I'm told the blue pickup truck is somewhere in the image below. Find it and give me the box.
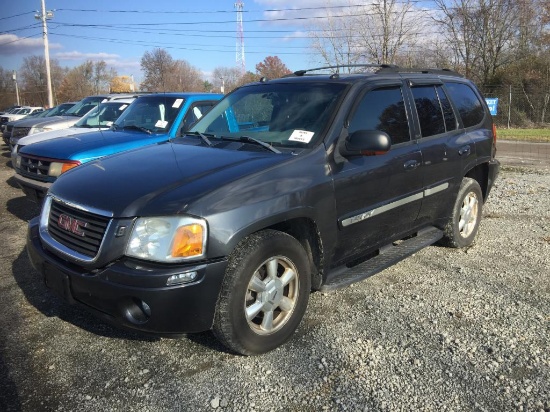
[13,92,222,202]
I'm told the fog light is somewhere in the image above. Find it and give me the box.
[167,271,198,286]
[140,300,151,317]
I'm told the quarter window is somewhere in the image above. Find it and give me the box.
[436,85,458,132]
[444,82,485,128]
[348,87,410,145]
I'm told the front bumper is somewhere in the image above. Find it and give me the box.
[14,173,51,203]
[27,217,228,335]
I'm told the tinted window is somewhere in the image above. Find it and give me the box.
[412,86,445,137]
[349,87,410,145]
[180,102,217,132]
[436,85,457,132]
[445,82,485,128]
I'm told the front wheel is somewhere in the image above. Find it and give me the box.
[441,177,483,248]
[213,230,311,355]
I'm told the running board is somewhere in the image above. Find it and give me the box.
[320,226,443,292]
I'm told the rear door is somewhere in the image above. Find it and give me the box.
[331,81,423,266]
[408,81,473,224]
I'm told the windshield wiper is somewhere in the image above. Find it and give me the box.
[185,131,214,147]
[122,125,152,134]
[240,135,281,154]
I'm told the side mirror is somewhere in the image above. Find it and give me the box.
[342,130,391,156]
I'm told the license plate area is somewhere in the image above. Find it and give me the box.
[44,263,76,304]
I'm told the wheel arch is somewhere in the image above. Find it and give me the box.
[220,214,325,291]
[464,162,489,202]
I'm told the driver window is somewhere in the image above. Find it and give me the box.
[348,87,410,145]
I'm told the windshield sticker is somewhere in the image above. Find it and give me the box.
[172,99,184,109]
[289,130,314,143]
[155,120,168,128]
[119,104,128,110]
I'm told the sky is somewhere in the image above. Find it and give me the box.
[0,0,355,83]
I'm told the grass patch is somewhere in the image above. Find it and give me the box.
[497,128,550,142]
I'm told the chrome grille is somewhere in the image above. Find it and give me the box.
[48,200,110,258]
[12,127,31,138]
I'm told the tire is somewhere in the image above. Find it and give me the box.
[441,177,483,248]
[213,230,311,355]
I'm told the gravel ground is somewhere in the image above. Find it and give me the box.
[1,145,549,412]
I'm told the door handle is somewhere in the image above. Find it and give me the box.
[458,145,471,156]
[404,160,419,170]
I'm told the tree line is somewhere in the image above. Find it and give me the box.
[0,52,291,110]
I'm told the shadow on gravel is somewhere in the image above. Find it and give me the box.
[11,248,232,353]
[0,354,21,412]
[6,193,41,222]
[11,249,156,342]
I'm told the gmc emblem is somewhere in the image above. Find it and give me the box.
[57,214,87,237]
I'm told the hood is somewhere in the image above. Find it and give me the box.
[50,142,290,217]
[16,127,98,147]
[12,115,67,128]
[18,129,167,162]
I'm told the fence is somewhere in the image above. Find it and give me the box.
[481,85,550,129]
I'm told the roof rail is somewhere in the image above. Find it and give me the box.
[376,67,463,77]
[291,64,399,77]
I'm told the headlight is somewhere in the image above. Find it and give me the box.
[48,160,81,177]
[126,216,207,262]
[30,127,52,135]
[15,154,22,169]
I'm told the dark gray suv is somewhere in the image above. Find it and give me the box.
[27,65,499,355]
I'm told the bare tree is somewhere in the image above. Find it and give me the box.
[140,48,204,92]
[432,0,519,83]
[19,55,65,106]
[0,67,17,108]
[308,0,425,70]
[140,48,176,92]
[173,60,204,92]
[308,5,363,71]
[57,60,117,102]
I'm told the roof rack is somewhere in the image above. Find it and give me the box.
[376,67,463,77]
[291,64,399,77]
[289,65,463,78]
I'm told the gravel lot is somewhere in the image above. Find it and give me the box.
[1,144,549,412]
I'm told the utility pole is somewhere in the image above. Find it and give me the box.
[35,0,54,108]
[12,71,20,105]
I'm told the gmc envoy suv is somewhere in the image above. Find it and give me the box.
[27,65,500,355]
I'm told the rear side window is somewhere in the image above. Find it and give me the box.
[411,85,458,137]
[348,87,410,145]
[445,82,485,128]
[411,86,445,137]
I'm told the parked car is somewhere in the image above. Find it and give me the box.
[3,102,77,145]
[25,66,499,355]
[10,98,135,152]
[10,95,134,141]
[0,105,23,115]
[0,107,44,131]
[14,92,222,202]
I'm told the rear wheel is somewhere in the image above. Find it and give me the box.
[441,177,483,248]
[213,230,310,355]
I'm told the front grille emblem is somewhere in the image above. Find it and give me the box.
[58,214,88,237]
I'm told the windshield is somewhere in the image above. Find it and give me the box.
[65,97,107,117]
[75,101,132,128]
[47,103,76,117]
[190,82,346,148]
[113,95,185,134]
